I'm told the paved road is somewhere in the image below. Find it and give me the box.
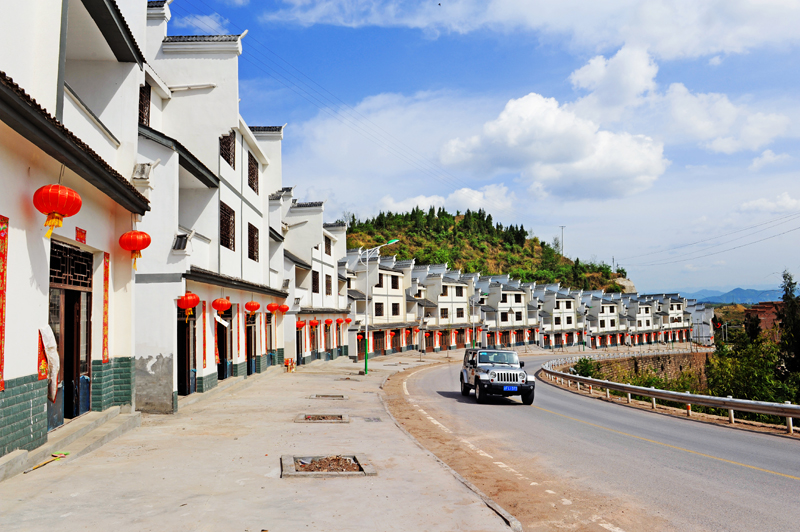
[407,352,800,532]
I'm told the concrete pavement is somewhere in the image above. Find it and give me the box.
[0,352,511,532]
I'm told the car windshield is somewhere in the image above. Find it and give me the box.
[477,351,519,365]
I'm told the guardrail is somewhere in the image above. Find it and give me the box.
[540,350,799,434]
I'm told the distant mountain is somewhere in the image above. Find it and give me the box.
[682,289,724,301]
[699,288,784,304]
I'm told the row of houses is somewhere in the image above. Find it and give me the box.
[341,253,714,357]
[0,0,712,461]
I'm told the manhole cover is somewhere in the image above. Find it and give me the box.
[281,454,377,477]
[294,413,350,423]
[310,394,349,400]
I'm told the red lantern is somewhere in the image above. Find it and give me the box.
[406,330,411,335]
[357,334,363,340]
[325,319,333,326]
[279,304,289,313]
[296,320,306,329]
[345,318,352,324]
[389,331,395,337]
[212,298,231,314]
[309,319,319,328]
[414,328,420,333]
[425,333,430,337]
[245,301,260,315]
[336,318,344,325]
[177,291,200,322]
[119,230,151,270]
[267,303,279,313]
[33,184,82,239]
[477,327,483,332]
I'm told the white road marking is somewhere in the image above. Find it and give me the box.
[403,381,409,395]
[460,439,493,459]
[598,523,626,532]
[530,482,539,485]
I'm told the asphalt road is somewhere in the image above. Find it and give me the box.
[406,352,800,532]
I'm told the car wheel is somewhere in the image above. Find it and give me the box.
[521,389,534,405]
[460,376,470,396]
[475,382,487,404]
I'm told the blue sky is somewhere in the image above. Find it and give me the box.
[167,0,800,294]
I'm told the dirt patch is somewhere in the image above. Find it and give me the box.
[295,455,361,473]
[383,364,669,532]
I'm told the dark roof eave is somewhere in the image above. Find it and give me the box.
[284,250,312,270]
[138,125,218,188]
[0,72,149,214]
[183,266,288,299]
[83,0,145,67]
[269,226,284,243]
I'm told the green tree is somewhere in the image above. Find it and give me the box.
[778,271,800,374]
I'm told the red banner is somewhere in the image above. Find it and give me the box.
[202,301,207,369]
[37,332,47,380]
[0,215,7,391]
[102,252,109,363]
[214,317,220,364]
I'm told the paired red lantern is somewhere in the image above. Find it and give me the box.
[177,291,200,322]
[279,304,290,313]
[309,319,319,328]
[336,318,344,325]
[266,303,279,313]
[325,319,333,326]
[119,230,151,270]
[33,184,82,239]
[212,297,231,314]
[345,318,352,324]
[245,301,260,315]
[296,320,306,329]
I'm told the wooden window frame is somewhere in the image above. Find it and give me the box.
[312,271,320,294]
[391,275,399,290]
[138,84,151,127]
[220,201,235,251]
[248,223,259,262]
[324,236,331,256]
[440,307,448,319]
[220,131,235,169]
[391,302,400,316]
[375,302,384,317]
[325,274,332,296]
[248,152,258,194]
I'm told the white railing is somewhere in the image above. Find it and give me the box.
[540,349,799,433]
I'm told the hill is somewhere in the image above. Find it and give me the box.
[682,289,724,300]
[700,288,783,304]
[342,207,630,292]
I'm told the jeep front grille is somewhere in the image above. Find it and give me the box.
[496,372,520,383]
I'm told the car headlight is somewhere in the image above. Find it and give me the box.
[489,371,496,379]
[520,372,526,382]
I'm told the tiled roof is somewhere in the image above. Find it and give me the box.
[298,307,348,315]
[147,1,167,7]
[268,193,282,200]
[163,35,242,43]
[323,221,346,228]
[284,250,311,270]
[417,298,438,308]
[183,266,287,299]
[0,70,149,213]
[481,305,497,312]
[348,289,368,301]
[292,201,324,208]
[251,126,284,132]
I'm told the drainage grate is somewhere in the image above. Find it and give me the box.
[294,413,350,423]
[281,454,377,478]
[309,394,349,400]
[363,417,382,422]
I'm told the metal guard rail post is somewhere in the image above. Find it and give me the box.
[540,349,799,433]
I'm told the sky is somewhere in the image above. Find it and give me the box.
[167,0,800,294]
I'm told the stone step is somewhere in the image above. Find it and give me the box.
[58,412,141,463]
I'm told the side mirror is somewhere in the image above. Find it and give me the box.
[519,361,525,367]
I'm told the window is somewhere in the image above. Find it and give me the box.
[670,304,674,311]
[555,317,561,325]
[501,294,507,303]
[645,308,650,314]
[566,316,572,325]
[220,131,235,169]
[375,302,384,316]
[220,201,235,250]
[609,306,615,313]
[637,320,642,327]
[325,274,332,296]
[456,286,463,297]
[312,271,320,293]
[324,236,331,256]
[610,319,616,327]
[501,312,508,322]
[515,294,522,303]
[138,84,151,126]
[555,301,561,309]
[600,319,606,327]
[515,311,522,321]
[566,301,572,309]
[646,319,650,326]
[376,274,383,288]
[457,308,464,318]
[441,308,449,319]
[346,278,351,289]
[442,286,449,296]
[247,152,258,193]
[247,223,258,262]
[392,303,400,316]
[391,275,399,290]
[677,304,682,311]
[415,290,421,298]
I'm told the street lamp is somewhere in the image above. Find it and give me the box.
[358,239,399,375]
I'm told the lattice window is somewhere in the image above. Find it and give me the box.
[515,294,522,303]
[324,236,331,255]
[248,152,258,194]
[220,201,235,251]
[515,311,522,320]
[391,275,399,290]
[50,240,94,290]
[375,302,384,317]
[441,286,448,296]
[392,303,400,316]
[220,131,235,169]
[440,308,448,318]
[456,286,463,297]
[325,274,332,296]
[248,223,259,262]
[138,84,151,126]
[457,308,464,318]
[312,271,320,293]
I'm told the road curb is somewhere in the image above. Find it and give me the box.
[378,373,523,532]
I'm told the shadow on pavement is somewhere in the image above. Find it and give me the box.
[436,390,522,405]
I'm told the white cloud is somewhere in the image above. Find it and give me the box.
[173,13,230,34]
[441,92,668,198]
[262,0,800,60]
[740,192,800,213]
[708,55,722,66]
[377,184,516,213]
[748,149,792,171]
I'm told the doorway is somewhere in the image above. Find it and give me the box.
[177,309,196,396]
[296,328,304,365]
[48,241,93,430]
[246,314,256,375]
[217,307,233,380]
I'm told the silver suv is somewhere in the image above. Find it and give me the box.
[460,348,534,404]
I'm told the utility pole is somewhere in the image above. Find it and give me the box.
[612,256,615,272]
[559,226,566,256]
